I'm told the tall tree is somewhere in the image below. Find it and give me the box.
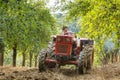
[0,0,56,66]
[66,0,120,63]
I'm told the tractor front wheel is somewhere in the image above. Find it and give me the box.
[38,49,47,72]
[78,51,87,74]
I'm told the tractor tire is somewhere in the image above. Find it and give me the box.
[47,41,55,58]
[86,54,92,70]
[86,45,93,70]
[46,42,56,68]
[78,51,87,74]
[38,49,47,72]
[78,44,93,74]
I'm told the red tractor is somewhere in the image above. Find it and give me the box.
[38,35,94,74]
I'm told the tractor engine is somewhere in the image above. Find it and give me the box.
[55,36,73,62]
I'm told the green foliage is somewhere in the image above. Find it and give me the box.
[0,0,56,66]
[66,0,120,64]
[0,0,55,49]
[67,0,120,40]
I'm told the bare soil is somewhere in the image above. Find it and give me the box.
[0,63,120,80]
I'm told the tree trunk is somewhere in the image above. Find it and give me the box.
[22,51,26,66]
[117,30,120,62]
[0,32,4,66]
[29,51,33,67]
[13,43,17,67]
[112,49,119,63]
[34,55,38,67]
[0,52,4,66]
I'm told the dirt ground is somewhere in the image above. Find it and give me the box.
[0,63,120,80]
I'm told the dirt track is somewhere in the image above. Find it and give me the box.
[0,63,120,80]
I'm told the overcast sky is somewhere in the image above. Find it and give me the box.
[46,0,62,14]
[46,0,74,14]
[46,0,56,7]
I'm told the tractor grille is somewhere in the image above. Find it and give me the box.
[57,44,68,53]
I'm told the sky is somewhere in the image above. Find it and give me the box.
[46,0,74,14]
[46,0,56,8]
[46,0,63,14]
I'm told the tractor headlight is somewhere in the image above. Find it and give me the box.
[66,38,71,42]
[57,37,61,42]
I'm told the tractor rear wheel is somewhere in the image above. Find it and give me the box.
[78,51,87,74]
[38,49,47,72]
[87,54,93,70]
[78,44,93,74]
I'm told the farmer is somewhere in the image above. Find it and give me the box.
[61,26,74,36]
[61,26,77,57]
